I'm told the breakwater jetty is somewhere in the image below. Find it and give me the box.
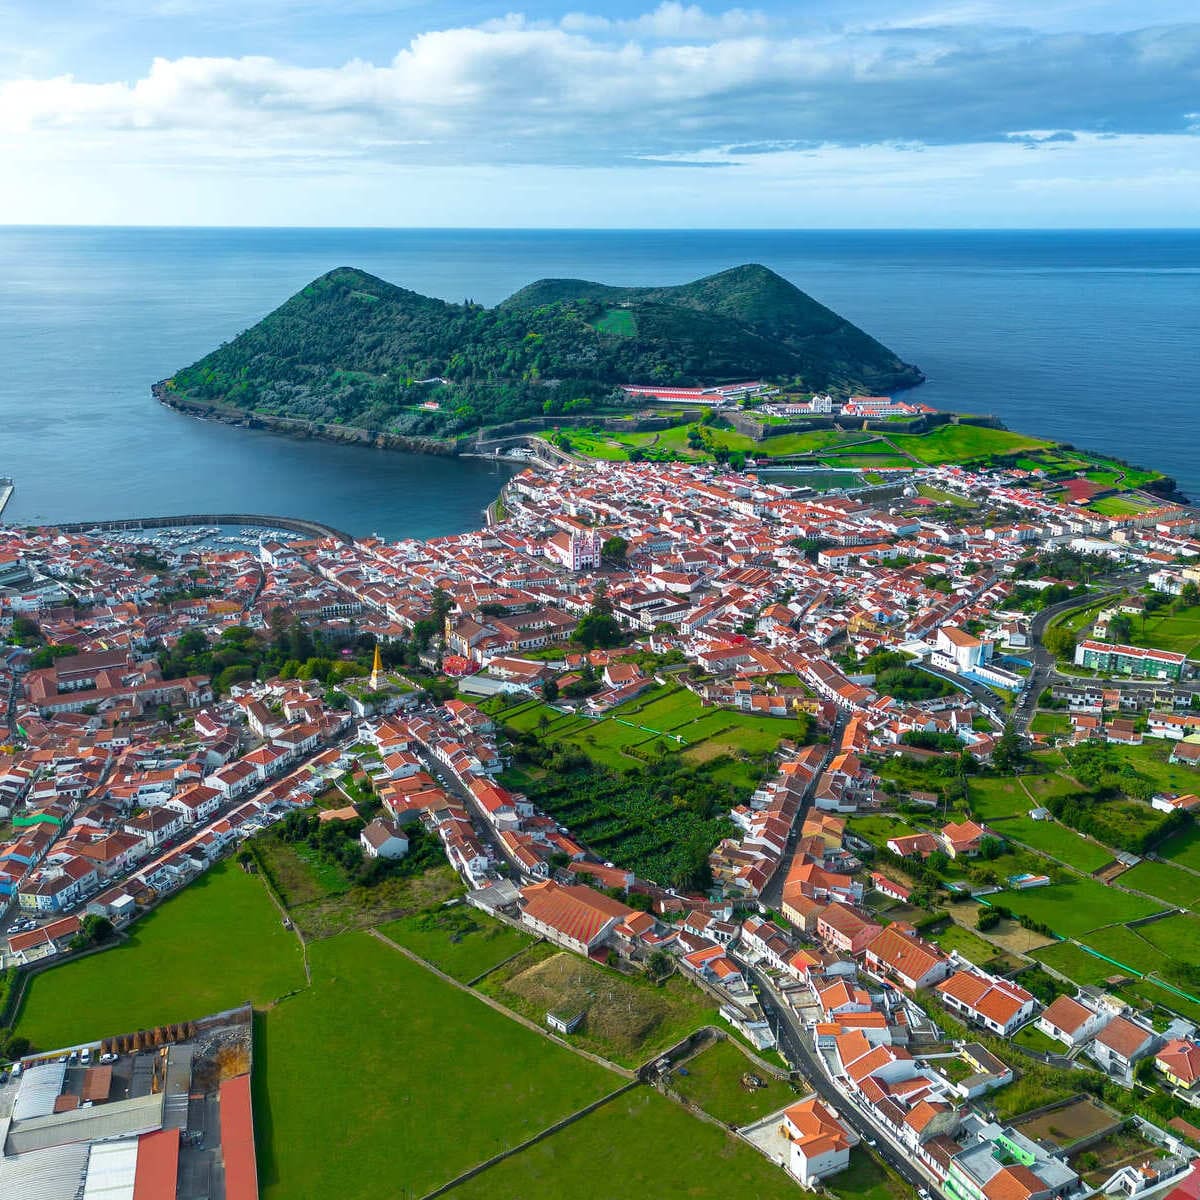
[46,512,353,543]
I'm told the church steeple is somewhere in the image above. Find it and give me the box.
[369,644,383,689]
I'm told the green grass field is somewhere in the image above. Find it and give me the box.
[829,1149,914,1200]
[1130,604,1200,660]
[593,308,637,336]
[930,921,1004,967]
[988,878,1162,937]
[1032,940,1120,988]
[967,774,1030,820]
[1088,494,1156,517]
[447,1085,803,1200]
[490,686,802,785]
[1157,825,1200,873]
[888,424,1052,465]
[990,815,1113,872]
[669,1039,795,1125]
[1079,924,1170,976]
[1117,860,1200,907]
[16,862,306,1050]
[378,907,535,982]
[256,932,616,1200]
[1134,913,1200,964]
[1106,741,1200,795]
[1030,712,1072,736]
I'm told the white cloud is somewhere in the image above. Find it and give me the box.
[0,5,1197,224]
[560,2,768,39]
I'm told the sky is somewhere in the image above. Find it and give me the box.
[0,1,1198,227]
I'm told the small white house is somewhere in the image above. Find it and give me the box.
[360,817,409,860]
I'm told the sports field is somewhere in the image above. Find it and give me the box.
[256,931,616,1200]
[15,861,306,1050]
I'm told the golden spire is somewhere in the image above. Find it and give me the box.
[370,643,383,689]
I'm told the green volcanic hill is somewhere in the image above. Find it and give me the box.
[163,264,923,440]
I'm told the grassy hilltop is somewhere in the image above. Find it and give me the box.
[162,263,923,440]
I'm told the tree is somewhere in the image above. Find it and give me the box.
[992,724,1027,773]
[977,907,1002,931]
[590,579,613,616]
[430,585,453,626]
[1108,614,1133,644]
[1180,581,1199,609]
[1042,625,1076,661]
[601,535,628,564]
[540,678,559,702]
[647,950,674,981]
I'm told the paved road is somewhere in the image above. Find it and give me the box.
[408,727,533,882]
[741,958,930,1196]
[758,713,846,911]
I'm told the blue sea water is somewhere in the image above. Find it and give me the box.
[1,227,1197,537]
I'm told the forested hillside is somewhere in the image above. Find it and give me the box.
[164,264,923,439]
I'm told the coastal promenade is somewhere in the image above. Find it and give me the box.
[0,477,13,520]
[47,511,353,543]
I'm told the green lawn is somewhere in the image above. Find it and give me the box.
[1130,604,1200,660]
[988,878,1162,937]
[828,1149,913,1200]
[888,424,1052,465]
[670,1039,795,1125]
[1030,712,1072,736]
[256,931,616,1200]
[16,862,306,1050]
[1117,860,1200,907]
[378,906,535,982]
[1134,913,1200,965]
[916,484,972,507]
[1014,1023,1066,1054]
[967,774,1031,820]
[990,815,1113,872]
[593,308,637,336]
[848,813,922,850]
[1032,940,1120,988]
[1106,742,1200,795]
[931,921,1003,967]
[447,1086,804,1200]
[1079,924,1169,976]
[1157,825,1200,874]
[493,685,802,782]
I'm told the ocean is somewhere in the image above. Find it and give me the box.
[1,227,1197,537]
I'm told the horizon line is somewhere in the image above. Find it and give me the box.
[2,223,1200,234]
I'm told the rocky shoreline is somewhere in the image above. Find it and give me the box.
[154,383,463,458]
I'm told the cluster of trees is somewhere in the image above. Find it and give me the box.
[511,754,739,890]
[69,914,115,953]
[156,609,450,699]
[1012,548,1109,584]
[572,582,624,650]
[271,809,443,888]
